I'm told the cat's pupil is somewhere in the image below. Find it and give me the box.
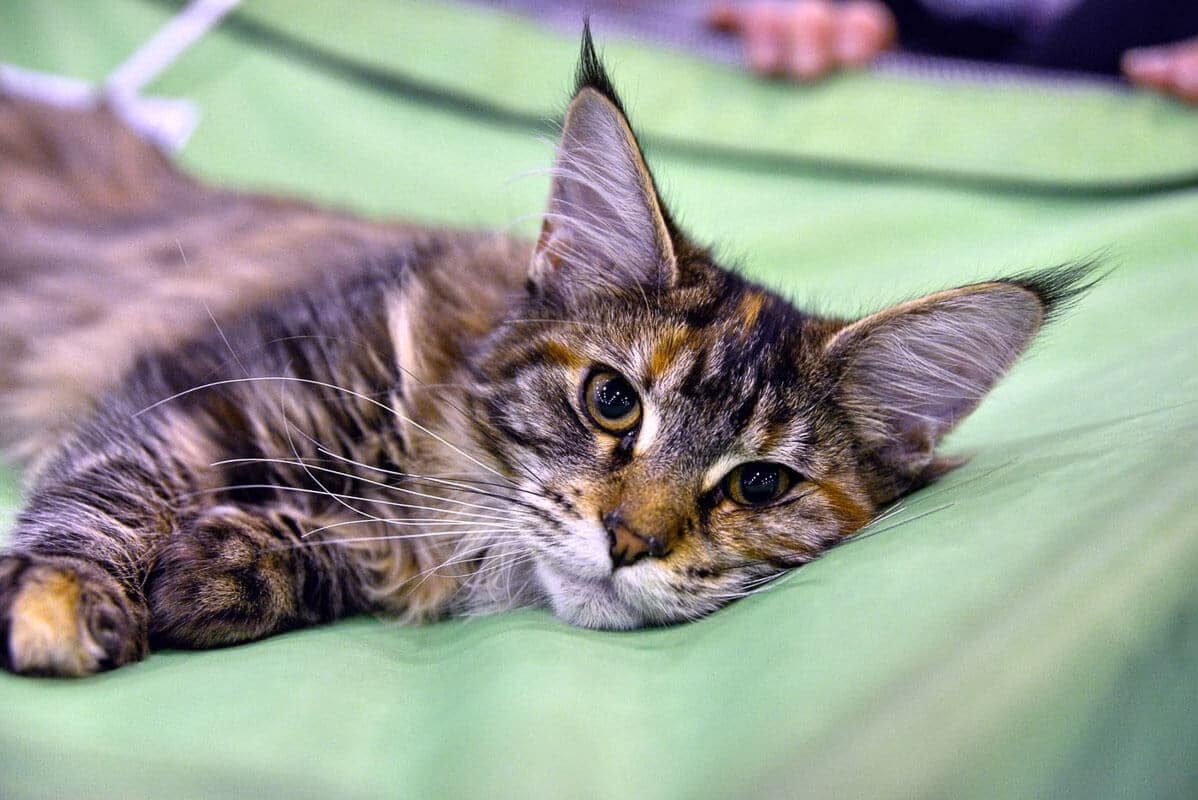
[739,464,782,504]
[593,375,636,420]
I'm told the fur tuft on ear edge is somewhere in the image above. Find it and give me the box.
[993,259,1107,325]
[575,21,625,117]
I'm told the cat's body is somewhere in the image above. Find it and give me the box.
[0,36,1094,676]
[0,96,544,670]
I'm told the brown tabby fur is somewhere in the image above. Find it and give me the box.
[0,34,1094,676]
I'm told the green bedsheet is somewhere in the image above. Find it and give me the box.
[2,1,1197,797]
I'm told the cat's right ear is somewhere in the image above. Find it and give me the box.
[529,29,677,302]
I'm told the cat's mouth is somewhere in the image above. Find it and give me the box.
[533,557,652,630]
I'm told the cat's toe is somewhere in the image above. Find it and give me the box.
[0,555,146,677]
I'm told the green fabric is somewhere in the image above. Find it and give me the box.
[2,1,1197,797]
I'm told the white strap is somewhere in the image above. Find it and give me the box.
[105,0,241,99]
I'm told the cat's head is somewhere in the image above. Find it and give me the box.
[469,31,1094,629]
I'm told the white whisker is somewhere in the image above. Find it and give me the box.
[133,374,518,486]
[208,456,518,516]
[278,382,387,528]
[298,517,525,539]
[177,483,521,522]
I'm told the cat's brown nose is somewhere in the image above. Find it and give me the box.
[603,511,668,569]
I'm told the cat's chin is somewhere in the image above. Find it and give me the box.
[533,559,650,631]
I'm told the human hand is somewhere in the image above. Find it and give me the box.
[708,0,896,81]
[1122,37,1198,104]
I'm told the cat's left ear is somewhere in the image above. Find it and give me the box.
[530,30,676,301]
[825,268,1096,492]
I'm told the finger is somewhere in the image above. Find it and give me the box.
[781,0,837,81]
[1166,49,1198,103]
[742,3,790,75]
[834,1,898,66]
[1121,46,1173,90]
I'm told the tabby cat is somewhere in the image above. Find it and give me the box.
[0,33,1092,676]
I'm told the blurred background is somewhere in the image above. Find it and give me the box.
[477,0,1198,100]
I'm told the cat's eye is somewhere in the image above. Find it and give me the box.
[583,369,642,433]
[723,462,795,506]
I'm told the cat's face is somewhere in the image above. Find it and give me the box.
[474,262,875,628]
[462,36,1079,628]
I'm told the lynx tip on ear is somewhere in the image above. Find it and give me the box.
[574,20,625,113]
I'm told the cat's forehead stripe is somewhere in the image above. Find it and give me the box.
[647,325,689,380]
[736,291,766,332]
[538,339,586,369]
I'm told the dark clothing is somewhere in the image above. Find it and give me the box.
[889,0,1198,74]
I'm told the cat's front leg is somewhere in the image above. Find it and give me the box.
[1,503,370,675]
[0,553,149,676]
[147,505,370,649]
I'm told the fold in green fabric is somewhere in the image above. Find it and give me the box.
[1,1,1195,798]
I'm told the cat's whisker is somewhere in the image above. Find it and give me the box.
[708,577,788,601]
[202,333,386,388]
[405,546,512,592]
[413,545,538,597]
[133,374,520,487]
[863,501,908,529]
[462,559,540,606]
[210,457,504,490]
[277,382,390,529]
[313,445,546,501]
[208,456,522,516]
[276,530,529,552]
[339,518,524,529]
[843,502,956,545]
[418,549,494,579]
[295,517,525,540]
[275,392,543,506]
[471,551,538,581]
[385,359,544,489]
[916,457,1019,501]
[178,483,520,523]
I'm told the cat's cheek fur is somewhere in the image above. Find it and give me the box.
[553,519,615,582]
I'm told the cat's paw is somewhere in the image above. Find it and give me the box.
[147,507,302,649]
[0,555,147,676]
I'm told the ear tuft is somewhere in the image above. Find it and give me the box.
[575,21,624,114]
[996,260,1106,324]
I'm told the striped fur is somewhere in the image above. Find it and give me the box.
[0,34,1095,675]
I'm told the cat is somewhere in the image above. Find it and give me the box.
[0,30,1095,676]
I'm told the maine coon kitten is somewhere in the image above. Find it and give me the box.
[0,33,1094,676]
